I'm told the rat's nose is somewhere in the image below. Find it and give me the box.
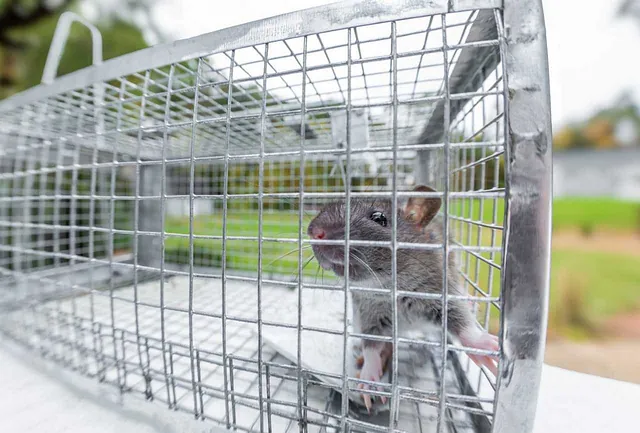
[310,226,326,239]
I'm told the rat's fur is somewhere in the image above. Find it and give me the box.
[307,194,474,340]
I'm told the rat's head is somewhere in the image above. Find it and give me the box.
[307,185,442,281]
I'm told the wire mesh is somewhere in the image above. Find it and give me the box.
[0,5,509,433]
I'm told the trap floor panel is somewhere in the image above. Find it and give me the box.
[1,275,494,432]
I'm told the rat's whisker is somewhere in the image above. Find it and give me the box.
[289,254,316,283]
[351,253,384,290]
[301,254,315,272]
[315,261,321,284]
[265,246,312,269]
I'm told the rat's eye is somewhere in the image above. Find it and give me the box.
[370,211,387,227]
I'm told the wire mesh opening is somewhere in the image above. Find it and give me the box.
[0,5,510,433]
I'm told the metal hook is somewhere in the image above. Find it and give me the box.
[41,11,103,85]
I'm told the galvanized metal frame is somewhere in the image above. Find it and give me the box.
[0,0,552,432]
[493,1,552,431]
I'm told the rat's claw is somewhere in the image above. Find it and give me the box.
[362,389,373,413]
[358,354,384,413]
[357,381,374,413]
[358,383,388,411]
[469,353,498,376]
[358,379,377,413]
[356,342,393,412]
[380,388,388,405]
[375,384,388,405]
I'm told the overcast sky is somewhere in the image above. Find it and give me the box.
[147,0,640,129]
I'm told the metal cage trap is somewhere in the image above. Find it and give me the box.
[0,1,552,432]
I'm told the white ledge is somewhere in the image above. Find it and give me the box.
[534,364,639,433]
[1,337,638,433]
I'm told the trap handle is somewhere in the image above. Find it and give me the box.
[41,11,103,85]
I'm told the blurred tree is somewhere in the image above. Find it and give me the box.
[0,0,72,96]
[88,0,168,44]
[553,92,640,150]
[0,0,155,100]
[0,0,157,266]
[583,118,617,149]
[553,126,578,150]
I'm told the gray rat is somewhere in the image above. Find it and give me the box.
[307,185,499,412]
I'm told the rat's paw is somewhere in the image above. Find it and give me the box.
[460,331,499,376]
[357,352,386,413]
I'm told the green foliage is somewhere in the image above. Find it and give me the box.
[1,1,149,99]
[553,125,595,150]
[0,166,132,271]
[19,19,146,90]
[168,159,383,211]
[553,93,640,150]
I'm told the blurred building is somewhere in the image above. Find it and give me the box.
[553,147,640,200]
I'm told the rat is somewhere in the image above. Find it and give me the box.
[307,185,499,412]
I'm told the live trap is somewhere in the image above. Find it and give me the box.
[0,1,552,432]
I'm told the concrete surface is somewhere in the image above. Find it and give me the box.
[2,334,639,433]
[0,336,216,433]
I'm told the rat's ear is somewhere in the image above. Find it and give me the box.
[403,185,441,227]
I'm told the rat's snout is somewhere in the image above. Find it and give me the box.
[307,220,342,241]
[307,222,322,239]
[310,226,325,239]
[307,206,346,243]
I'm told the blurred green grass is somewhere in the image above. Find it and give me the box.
[552,198,640,232]
[551,250,640,318]
[453,197,639,232]
[164,211,316,276]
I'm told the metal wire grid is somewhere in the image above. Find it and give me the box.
[0,10,499,159]
[0,6,507,433]
[448,49,504,400]
[2,275,494,432]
